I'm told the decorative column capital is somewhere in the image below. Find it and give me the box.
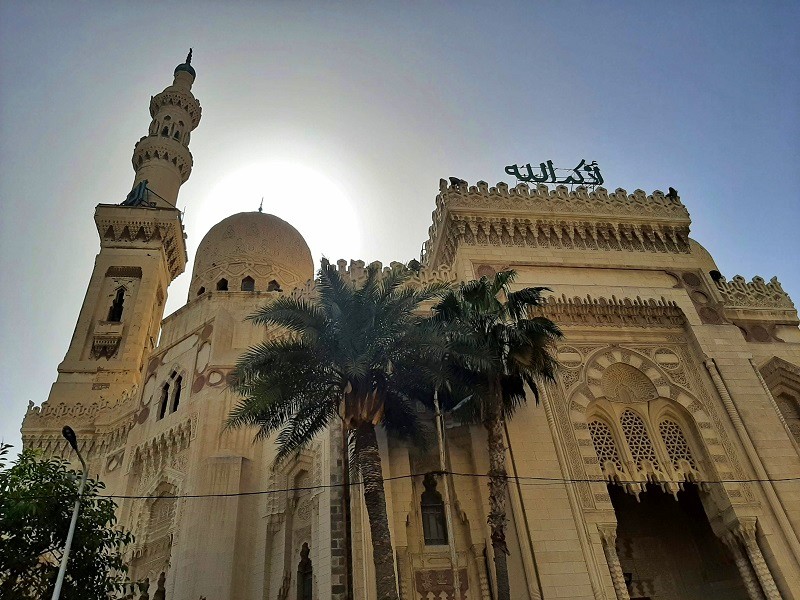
[598,523,618,546]
[733,517,759,544]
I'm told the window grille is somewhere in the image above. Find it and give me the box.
[588,419,624,474]
[659,419,697,470]
[620,410,661,471]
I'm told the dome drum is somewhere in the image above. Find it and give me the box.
[189,212,314,301]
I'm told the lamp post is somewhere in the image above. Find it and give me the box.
[51,425,88,600]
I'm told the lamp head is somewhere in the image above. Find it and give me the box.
[61,426,78,452]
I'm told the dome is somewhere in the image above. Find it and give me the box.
[174,62,196,79]
[189,212,314,298]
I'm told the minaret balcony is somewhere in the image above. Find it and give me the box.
[132,136,193,183]
[149,89,201,128]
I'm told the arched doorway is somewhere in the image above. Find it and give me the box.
[609,483,747,599]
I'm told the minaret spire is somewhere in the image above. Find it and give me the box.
[128,54,202,208]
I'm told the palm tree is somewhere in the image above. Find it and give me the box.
[431,270,562,600]
[228,258,449,600]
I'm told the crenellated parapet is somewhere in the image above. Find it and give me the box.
[288,259,457,303]
[422,179,692,268]
[715,275,795,310]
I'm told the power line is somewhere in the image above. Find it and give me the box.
[9,470,800,502]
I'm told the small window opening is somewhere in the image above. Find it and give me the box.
[197,286,206,296]
[241,276,255,291]
[107,288,125,322]
[217,278,228,291]
[171,375,182,413]
[161,126,170,137]
[163,115,171,122]
[421,473,448,545]
[158,383,169,420]
[173,131,181,140]
[267,280,282,292]
[297,543,312,600]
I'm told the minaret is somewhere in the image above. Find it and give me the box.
[21,54,201,469]
[129,49,202,208]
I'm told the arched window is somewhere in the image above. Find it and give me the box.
[241,276,255,291]
[420,473,447,545]
[107,288,125,322]
[157,372,182,419]
[173,130,181,140]
[776,393,800,440]
[158,382,169,420]
[197,286,205,296]
[267,279,282,292]
[217,278,228,291]
[297,543,312,600]
[161,126,169,137]
[171,375,182,413]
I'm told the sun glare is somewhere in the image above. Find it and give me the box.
[191,161,363,265]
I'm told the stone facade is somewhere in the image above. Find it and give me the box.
[20,59,800,600]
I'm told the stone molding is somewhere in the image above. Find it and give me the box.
[422,179,692,268]
[95,204,187,280]
[759,356,800,391]
[532,294,687,329]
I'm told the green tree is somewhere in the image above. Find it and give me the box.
[431,271,562,600]
[0,443,136,600]
[228,258,448,600]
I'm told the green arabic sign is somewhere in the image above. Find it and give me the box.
[505,159,604,186]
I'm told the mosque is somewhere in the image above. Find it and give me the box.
[20,55,800,600]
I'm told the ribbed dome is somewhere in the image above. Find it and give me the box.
[189,212,314,298]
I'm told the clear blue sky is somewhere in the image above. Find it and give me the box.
[1,2,798,452]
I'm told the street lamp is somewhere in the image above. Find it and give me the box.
[51,425,88,600]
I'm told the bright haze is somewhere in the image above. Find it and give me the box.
[1,3,798,452]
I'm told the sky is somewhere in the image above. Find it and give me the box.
[1,2,798,453]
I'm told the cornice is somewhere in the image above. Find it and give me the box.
[94,204,188,281]
[422,179,692,268]
[531,294,687,329]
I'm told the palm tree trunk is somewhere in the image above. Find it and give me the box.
[485,409,511,600]
[355,423,399,600]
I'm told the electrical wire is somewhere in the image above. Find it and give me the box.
[8,470,800,502]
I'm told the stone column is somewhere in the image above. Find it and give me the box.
[722,532,766,600]
[598,525,630,600]
[735,519,781,600]
[471,544,492,600]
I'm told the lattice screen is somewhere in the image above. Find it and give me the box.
[658,419,697,471]
[588,419,625,474]
[620,410,661,471]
